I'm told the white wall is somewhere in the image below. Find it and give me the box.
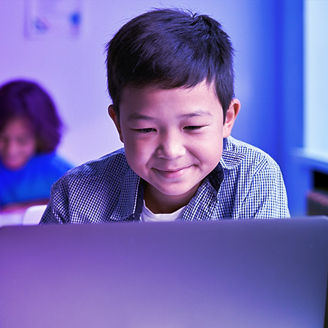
[304,0,328,161]
[0,0,273,165]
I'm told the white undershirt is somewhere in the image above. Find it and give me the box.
[140,201,185,222]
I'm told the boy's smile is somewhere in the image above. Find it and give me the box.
[109,81,239,213]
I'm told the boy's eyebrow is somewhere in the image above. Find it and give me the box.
[127,110,213,121]
[126,113,155,121]
[178,110,213,118]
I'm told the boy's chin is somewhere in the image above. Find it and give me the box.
[145,181,201,199]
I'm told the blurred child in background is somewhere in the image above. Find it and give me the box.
[0,79,73,212]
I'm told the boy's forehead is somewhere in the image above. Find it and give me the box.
[118,81,223,121]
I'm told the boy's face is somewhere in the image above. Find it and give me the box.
[109,81,239,212]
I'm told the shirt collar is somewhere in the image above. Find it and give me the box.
[208,165,224,192]
[220,137,245,170]
[110,168,143,221]
[207,137,245,192]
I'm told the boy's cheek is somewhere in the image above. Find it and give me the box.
[124,140,150,160]
[192,134,223,150]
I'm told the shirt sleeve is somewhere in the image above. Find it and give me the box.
[241,161,290,219]
[39,178,70,224]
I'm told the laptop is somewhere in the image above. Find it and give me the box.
[0,217,327,328]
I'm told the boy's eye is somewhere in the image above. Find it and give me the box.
[133,128,156,133]
[184,125,204,131]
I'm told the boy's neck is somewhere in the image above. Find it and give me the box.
[143,183,199,214]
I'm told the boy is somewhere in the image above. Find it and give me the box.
[41,8,289,223]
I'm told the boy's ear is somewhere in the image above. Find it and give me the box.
[108,105,124,143]
[223,99,240,138]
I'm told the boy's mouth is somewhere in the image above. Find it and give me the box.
[152,166,192,179]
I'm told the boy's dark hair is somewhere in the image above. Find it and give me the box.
[0,79,63,153]
[106,8,234,119]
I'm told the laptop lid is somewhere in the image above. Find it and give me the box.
[0,218,327,328]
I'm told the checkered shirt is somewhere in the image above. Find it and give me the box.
[40,136,290,224]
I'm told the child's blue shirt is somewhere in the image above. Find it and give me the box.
[40,137,290,223]
[0,152,72,208]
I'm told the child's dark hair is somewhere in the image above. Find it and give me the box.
[0,79,63,153]
[106,8,234,119]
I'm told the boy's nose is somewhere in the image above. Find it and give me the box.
[156,131,186,159]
